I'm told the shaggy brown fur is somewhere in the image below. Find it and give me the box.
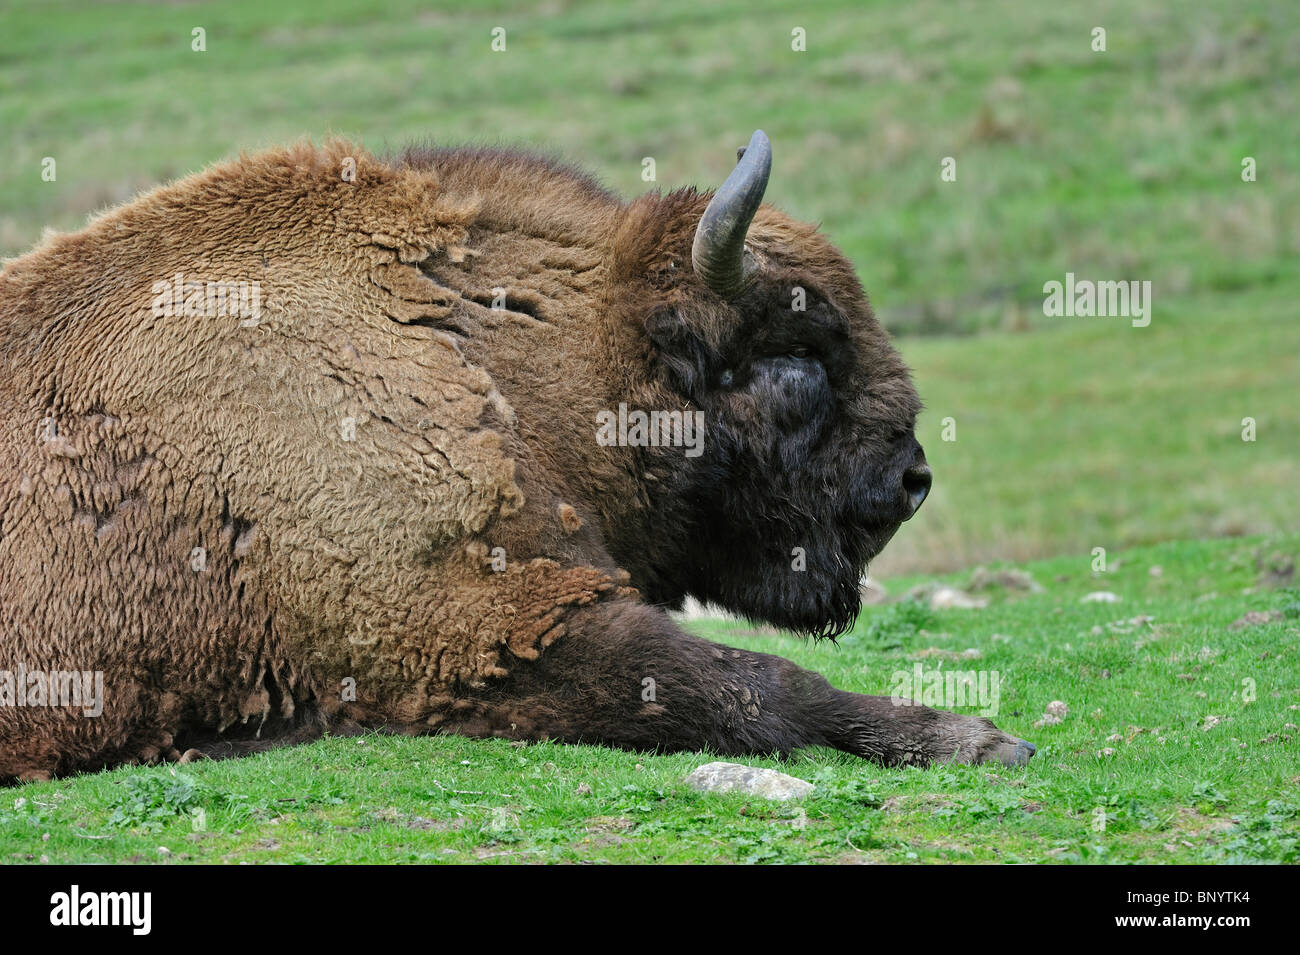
[0,140,1034,780]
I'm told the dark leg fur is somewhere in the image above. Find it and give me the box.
[439,600,1035,768]
[1,600,1032,784]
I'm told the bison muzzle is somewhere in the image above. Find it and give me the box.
[0,132,1035,781]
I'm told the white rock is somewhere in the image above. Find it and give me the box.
[1081,591,1121,603]
[684,762,814,800]
[859,576,888,605]
[928,586,989,610]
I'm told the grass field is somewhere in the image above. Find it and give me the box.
[878,284,1300,574]
[4,534,1297,864]
[2,0,1297,338]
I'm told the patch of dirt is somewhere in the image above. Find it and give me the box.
[578,815,635,849]
[909,647,982,661]
[584,815,634,833]
[372,806,466,831]
[881,793,957,813]
[407,816,465,831]
[1254,548,1295,588]
[1173,806,1236,838]
[966,567,1043,594]
[1228,610,1283,630]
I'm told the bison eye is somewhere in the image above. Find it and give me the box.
[788,345,812,359]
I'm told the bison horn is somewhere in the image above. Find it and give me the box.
[692,130,771,299]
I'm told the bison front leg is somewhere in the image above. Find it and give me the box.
[443,599,1035,768]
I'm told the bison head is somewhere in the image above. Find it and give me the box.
[609,131,929,639]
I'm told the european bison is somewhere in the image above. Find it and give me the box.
[0,132,1035,781]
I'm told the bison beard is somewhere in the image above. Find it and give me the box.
[0,134,1035,781]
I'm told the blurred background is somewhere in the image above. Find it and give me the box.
[2,0,1296,576]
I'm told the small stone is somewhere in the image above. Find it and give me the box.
[157,846,171,856]
[928,587,989,610]
[1034,700,1069,729]
[1082,591,1121,604]
[1149,565,1163,577]
[684,762,814,801]
[489,808,519,831]
[1106,733,1122,743]
[859,577,888,605]
[573,782,593,795]
[1098,748,1117,758]
[1202,715,1222,731]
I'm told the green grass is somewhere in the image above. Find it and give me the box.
[880,284,1300,574]
[2,0,1296,335]
[6,533,1298,864]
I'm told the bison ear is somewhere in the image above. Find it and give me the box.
[692,130,771,300]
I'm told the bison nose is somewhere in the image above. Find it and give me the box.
[901,464,932,519]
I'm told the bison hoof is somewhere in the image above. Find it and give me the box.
[1001,738,1037,766]
[945,716,1036,767]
